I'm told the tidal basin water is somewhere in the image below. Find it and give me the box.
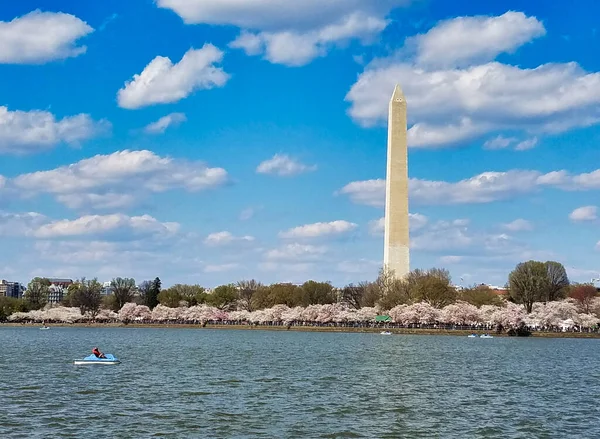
[1,327,599,438]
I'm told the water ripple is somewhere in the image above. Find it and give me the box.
[1,328,599,437]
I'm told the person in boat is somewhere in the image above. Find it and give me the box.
[92,347,106,358]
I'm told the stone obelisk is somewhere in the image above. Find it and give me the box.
[383,84,410,279]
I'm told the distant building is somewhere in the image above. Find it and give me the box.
[102,282,114,296]
[0,280,25,299]
[47,278,74,304]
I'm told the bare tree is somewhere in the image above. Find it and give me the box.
[71,278,103,318]
[111,277,137,311]
[545,261,570,302]
[237,279,262,311]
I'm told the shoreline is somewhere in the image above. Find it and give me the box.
[2,322,599,338]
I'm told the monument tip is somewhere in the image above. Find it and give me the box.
[391,83,405,101]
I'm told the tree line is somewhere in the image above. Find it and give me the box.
[1,259,598,321]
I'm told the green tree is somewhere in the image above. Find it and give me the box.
[406,268,456,308]
[251,283,302,309]
[140,277,161,309]
[137,281,153,307]
[459,284,504,307]
[158,284,206,308]
[375,266,409,310]
[300,280,336,306]
[0,297,28,321]
[24,277,51,310]
[237,279,262,311]
[111,277,137,311]
[70,278,103,318]
[544,261,570,302]
[61,283,80,307]
[508,261,549,313]
[340,283,366,309]
[158,288,182,308]
[207,284,238,310]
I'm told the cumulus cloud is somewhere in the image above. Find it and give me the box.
[569,206,597,222]
[10,149,228,210]
[0,211,178,241]
[0,10,93,64]
[279,220,357,239]
[408,11,545,68]
[483,135,538,151]
[117,45,229,109]
[501,219,534,232]
[338,167,600,207]
[265,243,327,261]
[345,11,600,148]
[229,13,388,66]
[256,154,316,176]
[410,217,531,260]
[204,231,255,246]
[157,0,410,66]
[0,211,48,236]
[143,113,187,134]
[33,214,179,239]
[368,213,428,235]
[0,106,110,154]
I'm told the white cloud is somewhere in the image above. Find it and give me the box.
[143,113,187,134]
[515,137,538,151]
[368,213,428,235]
[0,211,48,236]
[345,12,600,147]
[410,217,531,260]
[484,135,517,150]
[229,13,388,66]
[256,154,316,176]
[157,0,410,66]
[265,243,327,261]
[439,255,464,264]
[0,10,93,64]
[279,220,357,239]
[32,214,179,239]
[336,179,383,207]
[339,166,600,207]
[501,219,533,232]
[339,170,541,207]
[408,11,545,69]
[204,231,255,246]
[483,135,538,151]
[569,206,597,222]
[55,193,136,210]
[0,212,178,241]
[0,106,110,154]
[11,149,228,210]
[117,45,229,109]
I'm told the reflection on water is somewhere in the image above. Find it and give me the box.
[1,327,599,438]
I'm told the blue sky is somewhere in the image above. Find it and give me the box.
[1,0,599,288]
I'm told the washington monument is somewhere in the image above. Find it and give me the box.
[383,84,410,279]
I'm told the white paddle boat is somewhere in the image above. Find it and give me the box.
[73,353,121,365]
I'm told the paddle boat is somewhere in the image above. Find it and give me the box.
[73,353,121,365]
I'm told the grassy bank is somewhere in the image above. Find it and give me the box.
[2,322,600,338]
